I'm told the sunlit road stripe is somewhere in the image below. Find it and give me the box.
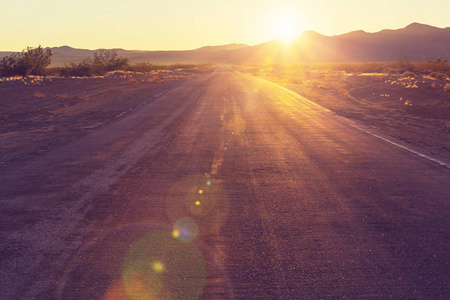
[337,119,450,169]
[265,78,450,170]
[117,92,166,118]
[115,110,129,118]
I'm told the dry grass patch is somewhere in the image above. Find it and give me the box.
[56,94,68,99]
[33,92,45,98]
[339,89,351,98]
[444,83,450,92]
[79,95,90,101]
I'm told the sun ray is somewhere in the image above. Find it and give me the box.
[267,8,304,44]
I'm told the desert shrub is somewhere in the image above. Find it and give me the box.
[0,46,52,77]
[58,50,129,77]
[387,69,398,76]
[424,58,450,72]
[289,78,303,84]
[339,89,351,98]
[430,72,447,80]
[402,71,415,77]
[56,94,68,99]
[358,62,384,73]
[60,59,96,77]
[308,62,391,74]
[22,46,52,75]
[0,54,19,77]
[168,63,199,70]
[397,53,414,71]
[444,83,450,92]
[125,62,205,73]
[58,67,70,77]
[126,62,159,72]
[93,49,129,73]
[33,92,45,98]
[45,67,64,76]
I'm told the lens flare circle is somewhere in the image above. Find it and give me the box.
[58,223,233,300]
[123,231,206,300]
[166,174,229,236]
[173,217,199,243]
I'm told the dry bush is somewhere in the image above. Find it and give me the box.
[444,83,450,92]
[398,53,414,71]
[239,60,449,76]
[56,94,68,99]
[125,62,202,73]
[125,62,158,72]
[339,89,351,98]
[429,72,448,80]
[33,92,45,98]
[93,49,129,72]
[128,78,138,84]
[61,60,95,77]
[1,46,52,77]
[59,50,129,77]
[289,78,303,84]
[422,59,450,72]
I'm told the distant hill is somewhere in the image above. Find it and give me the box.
[1,23,449,65]
[0,44,249,67]
[219,23,450,63]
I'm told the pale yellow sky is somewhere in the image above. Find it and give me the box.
[0,0,449,51]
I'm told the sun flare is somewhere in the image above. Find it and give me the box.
[275,17,301,43]
[264,6,305,44]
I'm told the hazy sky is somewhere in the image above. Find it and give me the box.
[1,0,449,51]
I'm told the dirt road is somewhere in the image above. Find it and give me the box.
[1,67,449,299]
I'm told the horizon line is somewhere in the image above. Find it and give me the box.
[1,22,448,53]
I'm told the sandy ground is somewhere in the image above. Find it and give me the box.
[238,66,450,164]
[0,68,212,165]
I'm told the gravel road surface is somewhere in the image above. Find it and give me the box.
[1,67,449,299]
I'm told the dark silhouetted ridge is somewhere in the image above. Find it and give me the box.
[1,23,449,65]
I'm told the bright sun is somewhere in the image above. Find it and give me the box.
[267,7,303,43]
[275,17,300,43]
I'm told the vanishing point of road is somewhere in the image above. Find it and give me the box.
[1,67,448,299]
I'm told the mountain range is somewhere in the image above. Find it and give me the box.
[1,23,449,66]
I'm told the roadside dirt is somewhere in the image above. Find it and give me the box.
[241,66,450,164]
[0,68,212,165]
